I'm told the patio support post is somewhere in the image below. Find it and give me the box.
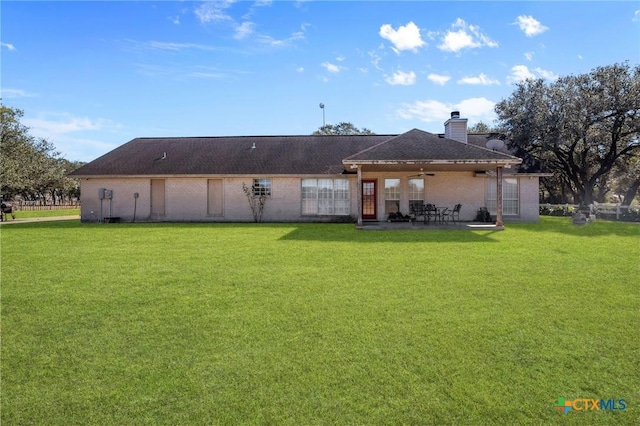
[356,165,363,226]
[496,165,504,227]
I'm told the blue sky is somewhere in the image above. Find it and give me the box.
[2,1,639,162]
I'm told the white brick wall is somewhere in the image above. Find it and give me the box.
[79,173,541,223]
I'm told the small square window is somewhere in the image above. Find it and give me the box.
[252,179,271,197]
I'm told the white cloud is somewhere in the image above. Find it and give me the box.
[144,40,219,52]
[234,21,255,39]
[135,63,233,80]
[524,52,534,61]
[296,66,304,73]
[1,88,37,98]
[24,115,111,135]
[396,100,452,123]
[1,42,16,51]
[194,0,236,24]
[514,15,549,37]
[19,113,125,161]
[438,18,498,53]
[256,29,305,47]
[534,67,558,81]
[396,97,496,125]
[507,65,536,83]
[321,62,342,74]
[170,15,180,25]
[193,1,302,48]
[427,73,451,86]
[379,21,425,53]
[633,10,640,22]
[186,71,226,79]
[368,50,384,71]
[456,97,496,122]
[242,0,272,20]
[55,137,119,162]
[457,73,500,86]
[507,65,558,84]
[385,70,416,86]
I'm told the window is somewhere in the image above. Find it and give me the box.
[301,179,350,215]
[252,179,271,197]
[385,179,400,214]
[487,177,519,215]
[408,178,424,206]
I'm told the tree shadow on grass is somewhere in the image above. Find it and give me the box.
[520,217,640,238]
[278,225,501,243]
[0,220,502,244]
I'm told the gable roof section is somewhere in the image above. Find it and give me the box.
[343,129,521,164]
[70,129,523,178]
[70,135,392,177]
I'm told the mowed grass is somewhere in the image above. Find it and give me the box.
[11,208,80,218]
[1,218,638,425]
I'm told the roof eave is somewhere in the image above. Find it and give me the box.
[342,159,523,166]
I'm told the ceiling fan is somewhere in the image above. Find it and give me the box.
[409,168,435,177]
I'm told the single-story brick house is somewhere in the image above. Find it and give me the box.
[70,112,546,225]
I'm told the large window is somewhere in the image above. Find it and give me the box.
[487,177,519,215]
[301,179,350,215]
[408,178,424,206]
[252,179,271,197]
[385,179,400,214]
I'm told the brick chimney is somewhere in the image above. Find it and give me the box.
[444,111,468,143]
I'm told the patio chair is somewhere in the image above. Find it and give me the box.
[443,204,461,224]
[410,202,427,224]
[424,204,438,224]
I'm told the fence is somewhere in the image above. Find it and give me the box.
[14,201,80,211]
[540,204,640,222]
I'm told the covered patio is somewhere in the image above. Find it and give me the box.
[342,129,523,228]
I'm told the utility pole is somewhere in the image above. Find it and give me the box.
[319,103,325,127]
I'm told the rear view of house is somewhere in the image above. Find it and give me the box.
[70,112,545,225]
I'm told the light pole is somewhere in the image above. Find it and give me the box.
[319,103,325,127]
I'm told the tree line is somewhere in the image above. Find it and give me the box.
[0,106,84,205]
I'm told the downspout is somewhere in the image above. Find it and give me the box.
[496,166,504,227]
[133,192,138,222]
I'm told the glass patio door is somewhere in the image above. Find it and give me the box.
[362,180,377,220]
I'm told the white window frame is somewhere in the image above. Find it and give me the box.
[301,178,350,216]
[408,178,424,206]
[487,177,519,216]
[384,179,401,214]
[252,179,271,197]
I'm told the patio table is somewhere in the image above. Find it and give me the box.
[424,204,438,224]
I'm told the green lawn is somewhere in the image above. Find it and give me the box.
[1,218,638,425]
[12,208,80,218]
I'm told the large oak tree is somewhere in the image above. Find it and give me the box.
[0,105,83,203]
[495,62,640,205]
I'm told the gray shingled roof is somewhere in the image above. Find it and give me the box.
[70,130,521,177]
[70,135,392,176]
[344,129,520,163]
